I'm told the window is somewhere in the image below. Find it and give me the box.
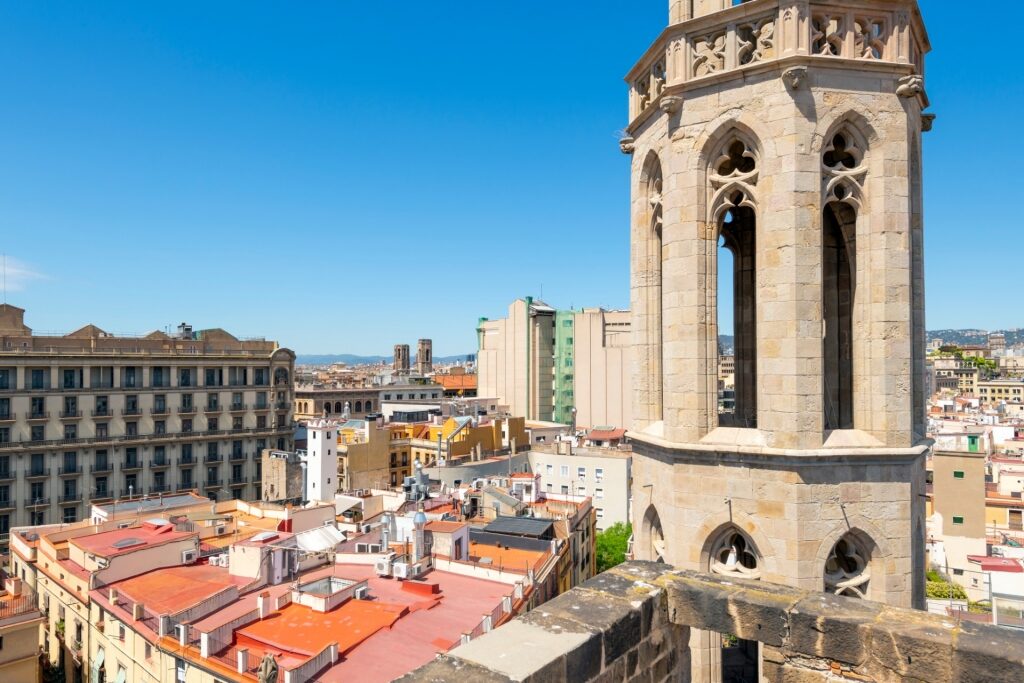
[63,507,76,524]
[952,568,965,576]
[560,485,569,495]
[546,464,552,476]
[953,471,965,479]
[595,468,604,482]
[209,418,219,431]
[182,419,193,433]
[577,467,586,480]
[31,425,44,442]
[560,465,569,477]
[595,488,604,499]
[953,516,965,525]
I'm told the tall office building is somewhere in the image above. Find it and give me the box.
[477,298,632,428]
[0,305,294,547]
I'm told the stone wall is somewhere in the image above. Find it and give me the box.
[401,562,1024,683]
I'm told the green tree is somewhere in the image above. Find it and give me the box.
[596,522,632,574]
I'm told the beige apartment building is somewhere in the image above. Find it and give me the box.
[477,299,633,429]
[0,305,295,545]
[293,386,380,421]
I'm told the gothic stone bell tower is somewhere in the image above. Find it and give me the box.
[624,0,932,678]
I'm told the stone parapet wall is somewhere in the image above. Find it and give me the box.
[401,562,1024,683]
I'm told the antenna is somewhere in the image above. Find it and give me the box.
[2,253,6,304]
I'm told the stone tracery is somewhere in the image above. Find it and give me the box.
[824,534,872,598]
[709,527,761,580]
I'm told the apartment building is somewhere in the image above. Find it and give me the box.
[293,386,379,421]
[0,573,42,681]
[477,298,633,428]
[0,305,295,545]
[528,445,631,531]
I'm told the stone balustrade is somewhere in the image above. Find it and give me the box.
[401,561,1024,683]
[627,0,928,124]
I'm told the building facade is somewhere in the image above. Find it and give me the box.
[624,2,932,680]
[416,338,433,376]
[0,305,294,547]
[293,386,379,421]
[478,299,633,429]
[528,446,631,531]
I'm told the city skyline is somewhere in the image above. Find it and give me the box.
[1,1,1019,354]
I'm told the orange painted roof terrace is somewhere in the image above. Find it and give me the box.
[70,520,193,558]
[110,563,245,616]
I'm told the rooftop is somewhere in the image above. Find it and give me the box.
[109,563,244,615]
[92,492,212,517]
[70,520,193,558]
[482,516,553,538]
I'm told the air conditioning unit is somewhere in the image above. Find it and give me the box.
[181,550,197,564]
[368,544,382,553]
[374,554,395,577]
[356,543,368,553]
[391,562,410,579]
[354,585,369,600]
[216,525,226,536]
[361,524,372,534]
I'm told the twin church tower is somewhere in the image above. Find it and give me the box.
[624,0,933,658]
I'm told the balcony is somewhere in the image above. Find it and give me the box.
[176,484,196,492]
[0,470,14,481]
[27,411,51,422]
[28,498,50,507]
[275,402,289,410]
[151,405,171,416]
[120,489,142,498]
[229,403,248,412]
[58,465,82,476]
[229,476,248,486]
[178,405,197,415]
[121,461,143,472]
[229,451,246,463]
[149,484,170,494]
[121,407,141,416]
[205,479,222,488]
[90,463,113,474]
[177,457,195,466]
[59,410,82,420]
[0,498,15,510]
[204,454,223,463]
[203,405,222,414]
[91,408,110,418]
[150,458,171,469]
[26,468,51,479]
[90,490,111,501]
[0,412,15,423]
[59,493,82,504]
[254,403,270,412]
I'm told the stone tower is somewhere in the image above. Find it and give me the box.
[416,338,433,375]
[394,344,410,374]
[624,1,932,679]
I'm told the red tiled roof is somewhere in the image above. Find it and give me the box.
[967,555,1024,573]
[433,375,477,392]
[587,428,627,441]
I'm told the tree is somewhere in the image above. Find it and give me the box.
[596,522,632,574]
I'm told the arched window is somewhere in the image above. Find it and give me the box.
[642,506,666,563]
[334,401,343,414]
[708,526,761,580]
[824,533,871,598]
[710,136,759,428]
[639,153,664,426]
[354,401,363,413]
[323,403,331,415]
[822,130,865,431]
[365,400,373,412]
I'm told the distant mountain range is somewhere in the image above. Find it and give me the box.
[927,329,1024,347]
[296,354,474,367]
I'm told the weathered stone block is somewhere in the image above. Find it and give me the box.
[951,621,1024,683]
[788,592,880,665]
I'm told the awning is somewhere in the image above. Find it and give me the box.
[295,524,345,553]
[90,648,105,680]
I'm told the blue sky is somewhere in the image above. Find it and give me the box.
[0,2,1013,355]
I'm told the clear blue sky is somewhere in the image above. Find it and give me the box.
[0,2,1013,355]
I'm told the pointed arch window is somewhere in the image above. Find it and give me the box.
[822,130,866,431]
[710,136,759,428]
[641,154,665,425]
